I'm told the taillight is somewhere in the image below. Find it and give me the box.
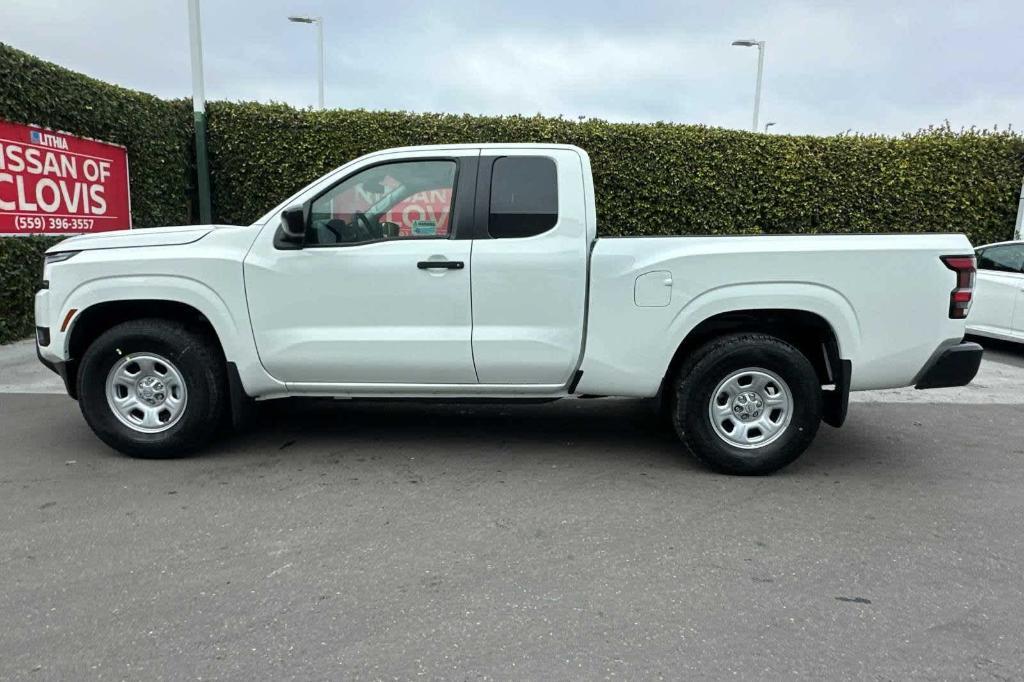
[941,255,976,319]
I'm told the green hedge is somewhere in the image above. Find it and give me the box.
[0,43,194,343]
[206,102,1024,245]
[3,44,1024,344]
[0,236,58,343]
[0,43,194,227]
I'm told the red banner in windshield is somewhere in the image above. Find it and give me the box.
[331,178,452,236]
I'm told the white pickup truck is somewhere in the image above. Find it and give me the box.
[36,144,982,474]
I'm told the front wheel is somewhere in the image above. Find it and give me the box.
[77,319,227,458]
[672,333,822,475]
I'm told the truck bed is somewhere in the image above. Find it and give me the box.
[576,233,973,397]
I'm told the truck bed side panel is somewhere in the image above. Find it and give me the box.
[578,234,972,397]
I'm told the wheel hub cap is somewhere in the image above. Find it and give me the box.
[136,376,167,405]
[732,391,764,421]
[708,368,793,449]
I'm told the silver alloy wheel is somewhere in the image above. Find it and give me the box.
[708,367,793,449]
[105,353,188,433]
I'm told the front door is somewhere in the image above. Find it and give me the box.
[244,154,480,385]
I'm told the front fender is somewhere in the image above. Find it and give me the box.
[55,275,283,398]
[61,275,241,358]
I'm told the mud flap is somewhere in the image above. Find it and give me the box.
[822,359,851,428]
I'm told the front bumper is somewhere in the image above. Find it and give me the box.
[36,343,76,399]
[914,341,983,390]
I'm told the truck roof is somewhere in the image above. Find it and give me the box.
[364,143,587,154]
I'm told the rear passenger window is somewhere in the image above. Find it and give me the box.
[488,157,558,238]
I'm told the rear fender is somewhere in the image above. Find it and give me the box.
[665,282,862,368]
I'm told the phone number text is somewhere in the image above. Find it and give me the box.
[11,215,96,231]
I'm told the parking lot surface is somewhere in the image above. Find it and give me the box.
[2,339,1023,679]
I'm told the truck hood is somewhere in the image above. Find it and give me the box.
[46,224,240,253]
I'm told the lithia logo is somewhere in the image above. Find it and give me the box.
[29,129,69,150]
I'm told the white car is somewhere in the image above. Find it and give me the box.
[967,240,1024,343]
[35,144,982,474]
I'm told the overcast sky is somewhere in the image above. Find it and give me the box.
[2,0,1021,136]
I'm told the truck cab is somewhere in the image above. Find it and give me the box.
[244,145,591,392]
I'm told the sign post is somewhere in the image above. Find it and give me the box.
[188,0,213,224]
[0,120,131,235]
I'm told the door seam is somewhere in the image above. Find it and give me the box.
[468,238,480,382]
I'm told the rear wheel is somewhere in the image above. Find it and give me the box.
[672,333,822,475]
[77,319,227,458]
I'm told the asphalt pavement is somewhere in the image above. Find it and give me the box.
[2,338,1023,679]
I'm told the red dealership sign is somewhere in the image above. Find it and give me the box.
[0,119,131,235]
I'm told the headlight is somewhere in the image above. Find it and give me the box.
[43,251,80,265]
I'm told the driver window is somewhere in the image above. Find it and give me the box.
[308,160,457,245]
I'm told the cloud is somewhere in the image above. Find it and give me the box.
[0,0,1021,136]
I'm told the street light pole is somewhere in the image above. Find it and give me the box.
[289,16,325,109]
[187,0,212,223]
[732,39,766,133]
[753,41,765,132]
[1015,175,1024,240]
[317,19,324,109]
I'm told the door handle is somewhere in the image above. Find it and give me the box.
[417,260,464,270]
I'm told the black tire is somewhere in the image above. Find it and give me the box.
[77,318,227,458]
[672,333,822,475]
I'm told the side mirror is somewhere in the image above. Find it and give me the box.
[280,206,307,240]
